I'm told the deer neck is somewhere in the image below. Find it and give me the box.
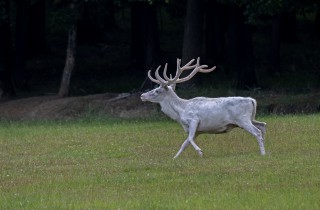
[159,91,186,121]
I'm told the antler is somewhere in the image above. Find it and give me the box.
[147,57,216,86]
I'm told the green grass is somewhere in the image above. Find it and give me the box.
[0,115,320,209]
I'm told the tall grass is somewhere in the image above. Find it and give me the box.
[0,115,319,209]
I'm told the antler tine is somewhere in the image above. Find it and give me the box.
[155,65,168,85]
[195,57,217,73]
[172,58,183,81]
[165,58,198,85]
[162,60,183,85]
[181,58,197,70]
[199,65,217,73]
[147,69,161,85]
[160,58,200,85]
[162,63,170,81]
[174,57,217,84]
[147,58,216,86]
[174,64,208,84]
[148,65,168,86]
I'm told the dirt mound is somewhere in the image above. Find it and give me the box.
[0,91,319,121]
[0,93,158,120]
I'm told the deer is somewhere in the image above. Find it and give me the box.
[140,57,266,158]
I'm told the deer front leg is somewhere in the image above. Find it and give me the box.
[187,119,203,157]
[173,119,202,158]
[173,139,190,159]
[187,120,203,157]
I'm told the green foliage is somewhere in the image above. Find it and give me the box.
[49,0,79,34]
[218,0,318,23]
[0,115,319,209]
[0,0,8,25]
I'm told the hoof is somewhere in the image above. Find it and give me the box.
[197,150,203,157]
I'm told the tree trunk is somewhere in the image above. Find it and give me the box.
[315,6,320,39]
[225,6,258,89]
[104,0,116,28]
[14,0,29,88]
[58,24,77,97]
[236,23,257,89]
[0,0,15,98]
[182,0,203,64]
[225,6,239,76]
[181,0,204,85]
[130,1,145,71]
[78,1,105,43]
[27,0,47,54]
[130,1,160,81]
[205,0,226,65]
[280,11,296,42]
[269,15,281,76]
[144,3,160,72]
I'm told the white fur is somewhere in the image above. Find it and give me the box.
[141,85,266,158]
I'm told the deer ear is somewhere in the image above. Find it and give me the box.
[170,84,176,91]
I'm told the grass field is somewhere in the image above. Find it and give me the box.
[0,115,319,209]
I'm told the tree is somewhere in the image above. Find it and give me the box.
[205,0,226,65]
[315,3,320,39]
[27,0,47,54]
[269,14,281,76]
[235,19,257,88]
[130,0,160,75]
[58,0,82,97]
[0,0,15,97]
[177,0,204,86]
[14,0,29,88]
[221,0,318,79]
[224,5,257,88]
[6,0,48,95]
[58,24,77,97]
[77,0,116,43]
[181,0,203,66]
[268,11,297,76]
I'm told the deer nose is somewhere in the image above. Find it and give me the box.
[140,93,147,101]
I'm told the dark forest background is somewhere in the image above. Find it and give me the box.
[0,0,320,99]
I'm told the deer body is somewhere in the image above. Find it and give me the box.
[141,58,266,158]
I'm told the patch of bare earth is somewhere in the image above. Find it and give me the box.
[0,91,319,120]
[0,93,158,120]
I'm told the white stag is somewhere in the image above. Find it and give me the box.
[140,58,266,158]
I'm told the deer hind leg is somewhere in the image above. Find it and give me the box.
[239,122,266,155]
[252,120,266,141]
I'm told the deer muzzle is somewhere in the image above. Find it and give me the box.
[140,93,148,102]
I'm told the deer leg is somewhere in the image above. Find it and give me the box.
[188,120,203,157]
[239,122,266,155]
[252,120,266,141]
[173,139,190,159]
[173,120,202,158]
[189,138,203,157]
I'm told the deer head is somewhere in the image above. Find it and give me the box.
[141,57,216,103]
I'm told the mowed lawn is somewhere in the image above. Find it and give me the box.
[0,115,319,209]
